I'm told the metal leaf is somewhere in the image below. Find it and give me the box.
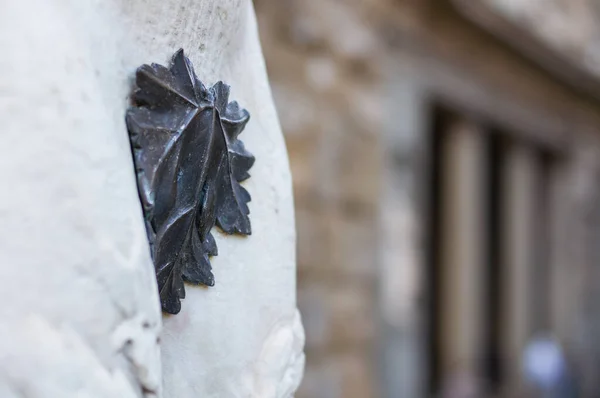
[126,49,254,314]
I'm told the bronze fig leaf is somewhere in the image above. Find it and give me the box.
[126,49,254,314]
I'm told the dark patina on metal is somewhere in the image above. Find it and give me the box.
[126,49,254,315]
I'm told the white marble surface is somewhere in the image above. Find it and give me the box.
[0,0,303,396]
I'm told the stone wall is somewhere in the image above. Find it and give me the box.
[255,0,600,396]
[255,1,384,397]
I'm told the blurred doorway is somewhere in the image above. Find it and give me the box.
[426,105,556,397]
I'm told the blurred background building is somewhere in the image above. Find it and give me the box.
[254,0,600,396]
